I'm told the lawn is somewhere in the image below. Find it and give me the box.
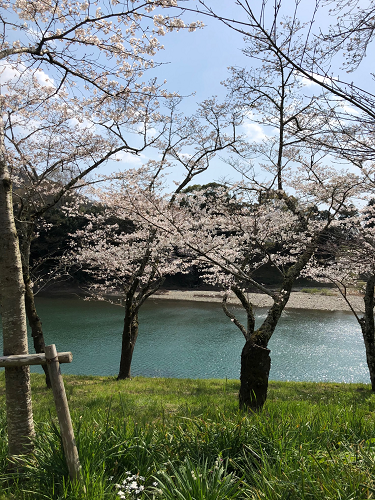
[0,373,375,499]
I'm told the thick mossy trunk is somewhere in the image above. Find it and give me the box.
[362,276,375,391]
[118,311,139,380]
[239,340,271,411]
[0,119,35,457]
[238,298,285,411]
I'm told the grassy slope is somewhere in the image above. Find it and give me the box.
[1,374,375,499]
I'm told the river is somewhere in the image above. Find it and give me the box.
[0,296,369,383]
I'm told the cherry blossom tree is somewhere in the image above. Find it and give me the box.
[63,89,239,380]
[126,30,364,408]
[160,10,370,408]
[66,179,207,377]
[4,77,191,387]
[0,0,203,457]
[143,165,359,410]
[5,81,113,388]
[195,0,375,397]
[302,202,375,390]
[68,173,186,379]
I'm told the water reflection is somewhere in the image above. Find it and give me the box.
[0,296,367,383]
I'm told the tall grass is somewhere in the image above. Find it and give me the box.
[0,374,374,499]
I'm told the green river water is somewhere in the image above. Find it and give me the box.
[0,295,368,383]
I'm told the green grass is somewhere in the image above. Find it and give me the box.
[1,373,375,499]
[300,288,337,296]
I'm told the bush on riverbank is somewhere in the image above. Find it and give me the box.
[0,374,375,499]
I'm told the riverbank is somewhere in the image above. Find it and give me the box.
[151,288,364,312]
[42,283,364,312]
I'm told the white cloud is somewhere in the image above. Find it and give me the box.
[69,115,96,131]
[341,104,360,115]
[147,127,158,137]
[299,72,338,88]
[0,62,19,84]
[0,61,55,89]
[179,153,192,160]
[242,120,268,142]
[34,68,55,88]
[113,151,145,166]
[136,123,158,138]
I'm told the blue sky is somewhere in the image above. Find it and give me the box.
[149,3,249,104]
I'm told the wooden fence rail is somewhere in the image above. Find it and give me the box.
[0,352,72,367]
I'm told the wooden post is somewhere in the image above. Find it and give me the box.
[44,344,83,486]
[0,346,83,488]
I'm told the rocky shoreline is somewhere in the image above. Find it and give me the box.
[150,289,364,313]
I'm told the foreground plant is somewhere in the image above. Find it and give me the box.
[151,457,243,500]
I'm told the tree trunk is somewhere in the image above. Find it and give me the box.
[237,296,283,412]
[237,237,321,411]
[24,278,51,388]
[361,275,375,391]
[0,117,35,457]
[116,259,163,380]
[18,229,51,388]
[239,340,271,411]
[118,311,139,380]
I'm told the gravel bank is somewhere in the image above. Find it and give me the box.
[150,289,364,312]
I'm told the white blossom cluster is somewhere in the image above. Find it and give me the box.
[115,472,146,498]
[67,170,190,301]
[98,163,363,303]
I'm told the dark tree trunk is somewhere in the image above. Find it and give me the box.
[118,311,139,380]
[239,340,271,411]
[115,260,164,381]
[18,227,51,388]
[24,278,51,388]
[237,298,285,412]
[234,235,322,411]
[361,275,375,391]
